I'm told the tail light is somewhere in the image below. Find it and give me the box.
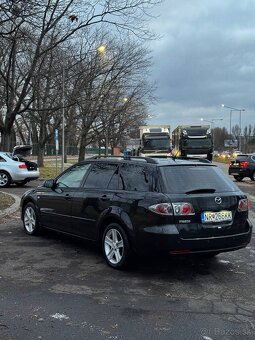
[238,198,250,212]
[240,161,249,167]
[149,202,195,216]
[172,202,195,215]
[149,203,173,215]
[19,164,27,169]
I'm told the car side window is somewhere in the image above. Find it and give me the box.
[0,156,6,162]
[56,163,91,188]
[119,164,151,192]
[107,166,120,190]
[83,163,118,189]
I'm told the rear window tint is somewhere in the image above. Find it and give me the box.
[161,165,238,193]
[236,155,249,161]
[119,163,152,192]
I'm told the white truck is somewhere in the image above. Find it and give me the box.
[137,125,172,157]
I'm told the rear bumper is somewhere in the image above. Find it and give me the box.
[134,220,252,255]
[183,148,212,155]
[229,168,252,177]
[11,170,40,182]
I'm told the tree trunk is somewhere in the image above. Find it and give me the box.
[37,144,45,167]
[78,132,88,162]
[1,129,16,151]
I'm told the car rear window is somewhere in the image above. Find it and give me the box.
[161,165,238,193]
[236,155,249,161]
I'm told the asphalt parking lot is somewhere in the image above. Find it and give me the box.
[0,210,255,339]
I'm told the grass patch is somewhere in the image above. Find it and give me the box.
[38,157,78,179]
[39,166,58,179]
[39,164,71,179]
[0,192,15,210]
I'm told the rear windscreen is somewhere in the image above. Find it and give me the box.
[161,165,239,193]
[143,138,170,150]
[236,155,249,161]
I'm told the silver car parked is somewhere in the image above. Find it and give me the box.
[0,145,40,187]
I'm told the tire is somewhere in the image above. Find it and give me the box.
[102,223,131,269]
[234,175,243,182]
[22,202,40,235]
[0,171,11,187]
[250,171,255,181]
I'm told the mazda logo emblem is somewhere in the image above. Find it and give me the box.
[215,197,222,204]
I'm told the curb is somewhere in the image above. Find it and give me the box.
[0,191,21,219]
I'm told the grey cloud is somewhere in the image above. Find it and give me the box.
[148,0,255,130]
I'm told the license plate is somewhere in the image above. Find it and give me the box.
[201,210,232,223]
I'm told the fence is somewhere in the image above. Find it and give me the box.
[29,144,113,157]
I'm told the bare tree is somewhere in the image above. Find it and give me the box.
[213,127,229,151]
[0,0,160,150]
[73,35,154,161]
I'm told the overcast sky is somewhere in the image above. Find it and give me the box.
[147,0,255,133]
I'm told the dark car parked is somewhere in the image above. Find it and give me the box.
[21,156,252,269]
[228,154,255,181]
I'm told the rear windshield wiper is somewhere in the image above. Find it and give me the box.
[185,188,216,194]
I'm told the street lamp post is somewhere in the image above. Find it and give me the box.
[221,104,245,152]
[229,110,233,138]
[61,65,65,172]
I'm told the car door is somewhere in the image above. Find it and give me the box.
[38,163,91,232]
[71,162,119,240]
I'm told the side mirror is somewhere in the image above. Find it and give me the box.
[43,179,55,188]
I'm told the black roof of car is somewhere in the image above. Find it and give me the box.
[85,155,213,166]
[234,154,255,159]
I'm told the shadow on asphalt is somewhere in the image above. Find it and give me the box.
[35,227,225,280]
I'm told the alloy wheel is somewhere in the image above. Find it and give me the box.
[24,206,36,233]
[0,172,9,187]
[104,228,124,265]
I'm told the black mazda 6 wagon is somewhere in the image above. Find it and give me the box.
[21,156,252,269]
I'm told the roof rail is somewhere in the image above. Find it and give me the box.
[87,155,158,164]
[172,156,211,163]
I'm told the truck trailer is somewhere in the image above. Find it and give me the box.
[172,125,213,161]
[137,125,172,157]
